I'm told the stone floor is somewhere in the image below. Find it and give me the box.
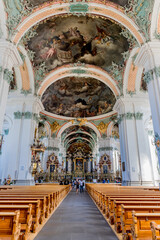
[34,189,118,240]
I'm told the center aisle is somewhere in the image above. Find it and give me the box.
[34,189,118,240]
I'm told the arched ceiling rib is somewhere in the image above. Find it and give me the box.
[12,3,144,45]
[63,131,96,145]
[38,65,120,98]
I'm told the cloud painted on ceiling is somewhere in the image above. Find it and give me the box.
[41,77,116,118]
[26,15,129,73]
[29,0,128,7]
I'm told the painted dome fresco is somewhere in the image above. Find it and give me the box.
[41,77,116,118]
[26,15,129,73]
[29,0,128,8]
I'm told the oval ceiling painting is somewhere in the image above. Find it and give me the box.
[41,77,116,118]
[26,15,129,72]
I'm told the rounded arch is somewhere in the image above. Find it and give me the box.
[65,137,94,148]
[150,0,160,40]
[0,0,8,39]
[57,121,101,139]
[3,114,13,135]
[63,131,96,145]
[123,47,140,95]
[43,121,51,138]
[107,121,115,137]
[18,45,35,94]
[13,3,144,45]
[38,65,120,97]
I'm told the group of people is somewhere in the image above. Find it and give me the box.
[59,179,70,185]
[72,179,85,193]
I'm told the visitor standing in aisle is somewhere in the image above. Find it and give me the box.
[75,179,79,193]
[79,179,84,193]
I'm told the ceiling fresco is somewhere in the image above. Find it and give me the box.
[64,133,93,146]
[67,141,91,153]
[29,0,128,8]
[26,15,129,73]
[110,0,128,6]
[41,77,116,118]
[61,125,97,142]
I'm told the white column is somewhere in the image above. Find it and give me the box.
[114,97,154,186]
[135,42,160,165]
[1,96,43,185]
[0,40,23,134]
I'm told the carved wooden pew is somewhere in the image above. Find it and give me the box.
[111,200,160,233]
[0,193,51,218]
[0,196,46,224]
[131,212,160,240]
[150,221,160,240]
[88,186,160,212]
[0,204,32,240]
[0,211,21,240]
[120,205,160,239]
[108,197,160,224]
[0,200,40,233]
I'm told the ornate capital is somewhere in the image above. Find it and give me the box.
[135,42,160,71]
[0,40,23,69]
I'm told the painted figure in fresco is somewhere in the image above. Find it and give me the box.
[27,16,129,72]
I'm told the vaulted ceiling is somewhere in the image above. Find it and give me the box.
[1,0,156,153]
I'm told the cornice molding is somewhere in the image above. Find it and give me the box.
[0,40,23,69]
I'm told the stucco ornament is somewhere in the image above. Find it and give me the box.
[125,0,154,42]
[116,112,143,124]
[4,69,13,84]
[4,0,32,39]
[143,66,160,85]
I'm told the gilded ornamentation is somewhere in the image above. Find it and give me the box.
[50,121,61,133]
[97,122,109,134]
